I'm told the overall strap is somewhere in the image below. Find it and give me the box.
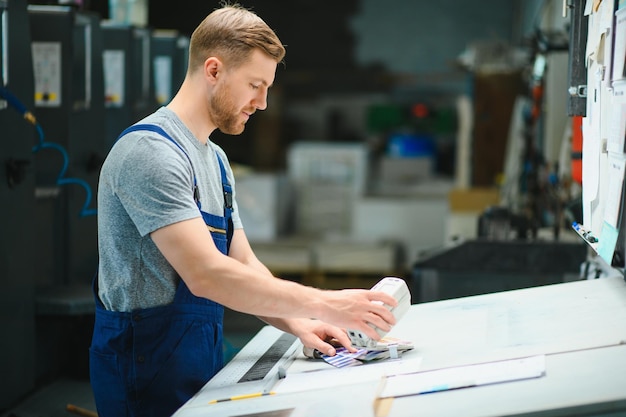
[215,154,234,250]
[215,154,233,218]
[119,124,188,159]
[118,123,234,225]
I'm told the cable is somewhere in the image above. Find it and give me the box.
[1,85,97,217]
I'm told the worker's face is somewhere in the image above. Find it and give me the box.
[210,49,276,135]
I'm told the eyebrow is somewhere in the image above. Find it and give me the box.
[251,78,273,88]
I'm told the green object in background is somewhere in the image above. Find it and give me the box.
[367,103,457,135]
[366,103,406,133]
[433,107,457,134]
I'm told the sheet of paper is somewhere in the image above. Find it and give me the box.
[600,0,616,31]
[603,155,625,227]
[378,355,545,399]
[613,8,626,82]
[593,0,602,13]
[587,2,601,59]
[598,221,620,263]
[582,102,601,226]
[274,356,423,395]
[602,0,616,89]
[597,32,607,65]
[607,103,626,153]
[597,155,625,263]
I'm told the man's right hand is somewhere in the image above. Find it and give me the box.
[312,289,398,341]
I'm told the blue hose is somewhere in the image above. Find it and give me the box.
[1,86,97,217]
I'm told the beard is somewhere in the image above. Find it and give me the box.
[209,82,247,135]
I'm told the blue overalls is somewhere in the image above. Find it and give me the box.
[89,124,233,417]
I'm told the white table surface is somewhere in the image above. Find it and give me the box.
[174,276,626,417]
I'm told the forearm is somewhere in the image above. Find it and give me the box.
[220,235,317,324]
[151,218,397,339]
[186,253,324,320]
[258,315,306,334]
[232,247,306,332]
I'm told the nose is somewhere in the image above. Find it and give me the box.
[254,89,268,111]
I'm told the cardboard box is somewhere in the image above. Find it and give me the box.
[236,173,293,241]
[448,188,500,213]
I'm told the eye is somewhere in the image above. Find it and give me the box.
[250,83,260,90]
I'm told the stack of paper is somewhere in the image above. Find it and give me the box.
[322,337,414,368]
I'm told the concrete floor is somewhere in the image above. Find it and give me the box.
[0,378,96,417]
[1,309,263,417]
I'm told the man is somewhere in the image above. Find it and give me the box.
[90,4,397,417]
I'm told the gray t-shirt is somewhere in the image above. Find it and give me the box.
[97,107,243,312]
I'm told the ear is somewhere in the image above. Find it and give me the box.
[204,57,222,84]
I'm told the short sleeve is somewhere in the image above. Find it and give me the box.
[112,136,200,236]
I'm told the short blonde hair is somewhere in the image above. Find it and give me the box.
[188,4,285,73]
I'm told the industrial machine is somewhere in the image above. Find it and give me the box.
[101,21,159,149]
[28,5,104,291]
[151,29,189,107]
[0,0,37,409]
[26,3,105,386]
